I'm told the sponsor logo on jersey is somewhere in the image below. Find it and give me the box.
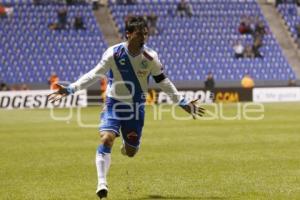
[119,58,126,65]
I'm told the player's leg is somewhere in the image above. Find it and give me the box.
[96,131,117,199]
[120,131,140,157]
[120,105,145,157]
[96,101,121,199]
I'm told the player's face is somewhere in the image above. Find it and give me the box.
[127,27,148,48]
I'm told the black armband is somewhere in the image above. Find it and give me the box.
[153,73,166,83]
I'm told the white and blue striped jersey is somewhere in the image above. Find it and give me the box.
[70,42,181,104]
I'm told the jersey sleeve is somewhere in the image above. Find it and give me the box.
[150,52,164,76]
[69,48,112,91]
[148,51,183,104]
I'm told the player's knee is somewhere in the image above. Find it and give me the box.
[101,132,115,147]
[126,131,139,145]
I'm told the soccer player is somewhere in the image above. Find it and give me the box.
[48,16,204,199]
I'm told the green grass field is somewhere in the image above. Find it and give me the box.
[1,103,300,200]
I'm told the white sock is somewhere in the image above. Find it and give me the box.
[96,152,111,187]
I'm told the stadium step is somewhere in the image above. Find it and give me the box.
[93,5,122,46]
[258,0,300,79]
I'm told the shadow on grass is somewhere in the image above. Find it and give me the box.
[134,194,229,200]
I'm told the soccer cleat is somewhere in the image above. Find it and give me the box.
[96,184,108,199]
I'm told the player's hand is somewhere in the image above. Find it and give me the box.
[180,99,205,119]
[47,84,72,103]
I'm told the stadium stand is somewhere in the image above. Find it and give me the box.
[0,0,33,4]
[109,0,297,81]
[277,3,299,40]
[0,1,107,84]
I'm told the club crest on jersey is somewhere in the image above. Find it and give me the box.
[141,60,148,69]
[119,58,126,66]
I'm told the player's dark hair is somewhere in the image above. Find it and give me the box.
[125,16,148,39]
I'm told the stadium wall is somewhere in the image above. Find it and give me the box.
[25,79,300,92]
[2,87,300,109]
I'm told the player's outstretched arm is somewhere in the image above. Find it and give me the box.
[47,84,74,103]
[47,48,112,103]
[153,74,205,119]
[179,99,205,119]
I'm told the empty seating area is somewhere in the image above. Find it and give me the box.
[0,0,33,4]
[0,0,297,85]
[277,3,299,40]
[110,0,296,81]
[0,2,107,84]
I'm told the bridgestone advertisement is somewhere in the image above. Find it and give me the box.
[0,90,87,109]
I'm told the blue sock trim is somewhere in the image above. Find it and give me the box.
[97,144,111,154]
